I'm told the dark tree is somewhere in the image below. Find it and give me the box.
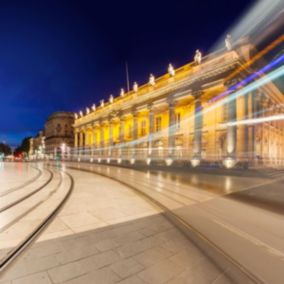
[0,143,12,156]
[13,137,31,157]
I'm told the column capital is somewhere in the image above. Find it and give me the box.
[167,98,176,108]
[131,107,139,118]
[192,90,203,99]
[225,77,242,87]
[147,104,156,115]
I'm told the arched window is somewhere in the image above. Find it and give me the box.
[56,123,62,134]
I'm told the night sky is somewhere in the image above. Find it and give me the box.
[0,0,255,147]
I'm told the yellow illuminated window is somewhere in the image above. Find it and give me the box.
[127,125,132,138]
[141,120,146,136]
[175,113,181,129]
[155,117,162,132]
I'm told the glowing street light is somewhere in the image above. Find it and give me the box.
[86,107,90,114]
[92,104,96,111]
[100,99,104,107]
[109,94,114,103]
[74,113,78,119]
[120,88,125,97]
[79,110,83,117]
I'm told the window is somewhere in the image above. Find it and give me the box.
[155,117,162,132]
[175,113,181,130]
[56,123,62,134]
[141,120,146,136]
[222,104,229,122]
[127,125,132,138]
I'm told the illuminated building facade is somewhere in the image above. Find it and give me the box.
[45,112,74,155]
[29,130,45,158]
[74,38,284,168]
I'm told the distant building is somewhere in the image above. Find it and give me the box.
[29,130,45,158]
[44,112,74,156]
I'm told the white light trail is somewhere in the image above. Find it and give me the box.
[225,114,284,127]
[211,0,284,51]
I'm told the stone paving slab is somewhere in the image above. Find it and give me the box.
[0,165,231,283]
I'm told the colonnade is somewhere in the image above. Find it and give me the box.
[74,87,284,168]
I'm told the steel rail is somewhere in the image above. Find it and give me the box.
[0,169,61,233]
[0,165,42,197]
[0,168,54,213]
[66,163,263,284]
[0,167,74,272]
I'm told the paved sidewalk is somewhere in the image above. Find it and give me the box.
[0,163,39,193]
[0,167,230,284]
[65,162,284,284]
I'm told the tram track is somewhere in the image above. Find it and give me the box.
[0,165,42,197]
[0,168,54,213]
[0,165,74,273]
[66,162,262,284]
[0,168,60,233]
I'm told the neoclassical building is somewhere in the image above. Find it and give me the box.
[74,37,284,168]
[45,112,74,155]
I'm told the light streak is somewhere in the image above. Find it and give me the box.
[225,35,284,82]
[225,114,284,127]
[209,53,284,104]
[90,63,284,151]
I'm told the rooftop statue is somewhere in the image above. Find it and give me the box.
[225,34,232,51]
[194,49,202,65]
[149,74,156,86]
[168,64,175,76]
[133,82,138,92]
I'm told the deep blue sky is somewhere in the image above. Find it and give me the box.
[0,0,255,146]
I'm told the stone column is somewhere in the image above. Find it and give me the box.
[109,119,113,145]
[74,131,78,148]
[119,117,125,143]
[132,111,139,141]
[108,118,113,157]
[223,79,237,168]
[168,99,176,157]
[226,98,237,157]
[132,111,139,160]
[148,105,155,157]
[192,95,203,166]
[243,94,249,167]
[100,122,104,157]
[253,91,263,166]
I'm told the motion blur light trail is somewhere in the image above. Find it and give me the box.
[72,62,284,157]
[211,0,283,51]
[146,63,284,147]
[209,53,284,104]
[225,35,284,82]
[225,114,284,127]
